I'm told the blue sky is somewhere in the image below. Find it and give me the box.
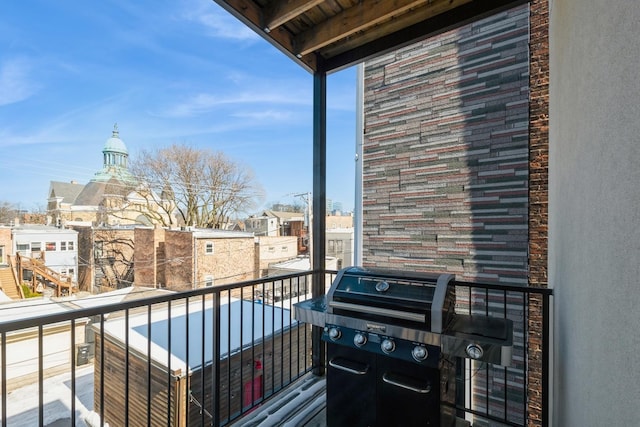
[0,0,357,213]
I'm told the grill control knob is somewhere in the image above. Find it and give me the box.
[328,327,341,341]
[381,339,395,354]
[412,345,429,362]
[466,343,484,360]
[353,333,367,347]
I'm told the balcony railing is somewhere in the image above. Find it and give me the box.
[0,271,550,427]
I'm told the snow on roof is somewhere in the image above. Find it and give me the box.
[0,290,12,303]
[0,297,75,325]
[100,298,296,374]
[69,286,173,310]
[191,229,254,239]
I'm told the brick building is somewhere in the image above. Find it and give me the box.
[75,225,136,293]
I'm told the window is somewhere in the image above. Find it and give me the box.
[205,242,214,254]
[46,242,56,251]
[31,242,42,252]
[282,246,288,252]
[60,241,67,251]
[328,240,335,252]
[337,240,344,252]
[68,268,75,279]
[16,243,29,254]
[67,241,74,251]
[205,276,214,287]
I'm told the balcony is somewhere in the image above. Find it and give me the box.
[0,270,550,426]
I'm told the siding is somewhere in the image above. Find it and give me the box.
[363,5,530,286]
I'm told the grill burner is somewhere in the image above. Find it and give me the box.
[294,267,514,427]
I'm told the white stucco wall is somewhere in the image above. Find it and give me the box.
[549,0,640,425]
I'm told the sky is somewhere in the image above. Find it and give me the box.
[0,0,358,214]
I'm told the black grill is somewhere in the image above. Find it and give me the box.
[294,267,514,427]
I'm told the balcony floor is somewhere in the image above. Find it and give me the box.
[231,374,327,427]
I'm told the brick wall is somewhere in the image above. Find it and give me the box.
[363,6,530,285]
[527,1,550,426]
[134,227,165,287]
[194,236,255,286]
[163,230,195,291]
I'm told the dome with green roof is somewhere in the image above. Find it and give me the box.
[103,123,128,155]
[93,123,135,184]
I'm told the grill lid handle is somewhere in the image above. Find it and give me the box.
[430,274,455,333]
[328,300,426,323]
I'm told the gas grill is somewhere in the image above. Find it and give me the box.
[293,266,514,427]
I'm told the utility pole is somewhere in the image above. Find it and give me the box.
[292,192,312,267]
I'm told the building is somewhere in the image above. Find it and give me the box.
[74,225,137,293]
[325,213,353,230]
[246,210,308,253]
[94,298,307,426]
[153,228,257,291]
[1,2,637,426]
[326,228,354,269]
[47,125,173,228]
[244,214,279,237]
[255,235,299,276]
[12,224,79,294]
[362,6,529,284]
[361,6,530,421]
[209,0,640,424]
[0,226,10,266]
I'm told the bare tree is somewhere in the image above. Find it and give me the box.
[129,145,263,228]
[92,228,135,290]
[0,201,17,225]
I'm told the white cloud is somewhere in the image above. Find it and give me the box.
[0,58,39,106]
[160,88,311,118]
[183,2,259,41]
[232,109,294,121]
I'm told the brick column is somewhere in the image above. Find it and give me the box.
[528,0,549,426]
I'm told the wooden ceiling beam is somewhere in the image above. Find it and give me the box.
[294,0,435,56]
[222,0,317,71]
[264,0,325,31]
[319,0,473,59]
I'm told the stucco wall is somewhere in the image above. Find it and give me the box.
[549,0,640,425]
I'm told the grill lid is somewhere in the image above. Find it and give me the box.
[325,267,455,334]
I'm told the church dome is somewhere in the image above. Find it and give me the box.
[104,123,128,155]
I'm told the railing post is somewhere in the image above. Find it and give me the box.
[312,64,327,376]
[542,293,550,426]
[212,291,221,427]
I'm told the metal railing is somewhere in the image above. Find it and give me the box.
[0,270,336,427]
[451,281,552,427]
[0,271,550,427]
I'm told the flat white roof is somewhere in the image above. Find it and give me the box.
[69,286,174,310]
[101,298,296,374]
[0,298,74,324]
